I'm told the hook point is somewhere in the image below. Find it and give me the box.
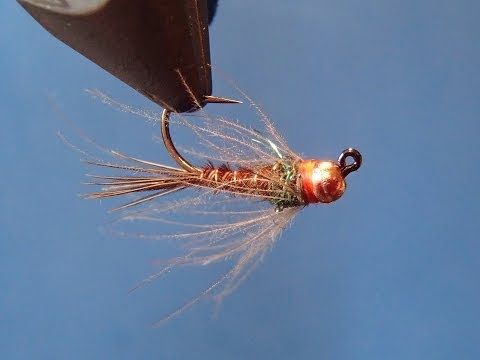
[204,95,242,104]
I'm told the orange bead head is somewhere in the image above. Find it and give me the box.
[297,160,346,204]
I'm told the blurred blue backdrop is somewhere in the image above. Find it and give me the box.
[1,1,479,359]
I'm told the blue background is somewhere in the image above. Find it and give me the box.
[2,1,480,359]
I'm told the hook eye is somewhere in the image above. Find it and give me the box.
[338,148,362,177]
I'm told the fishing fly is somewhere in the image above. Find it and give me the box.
[84,92,362,325]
